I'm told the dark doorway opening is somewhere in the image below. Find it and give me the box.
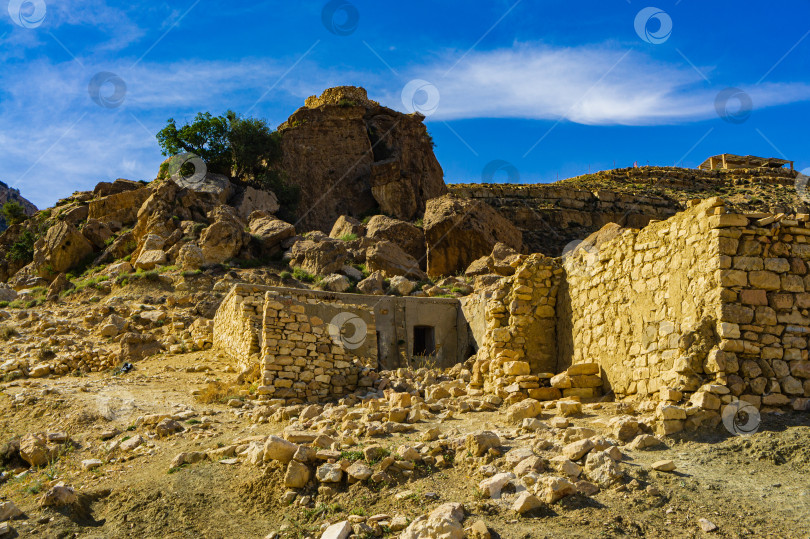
[412,326,436,356]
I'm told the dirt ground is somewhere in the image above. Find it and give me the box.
[1,350,809,539]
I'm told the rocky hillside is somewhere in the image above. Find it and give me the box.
[451,165,802,255]
[0,181,37,231]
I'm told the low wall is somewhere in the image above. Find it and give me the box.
[259,289,378,402]
[212,284,265,371]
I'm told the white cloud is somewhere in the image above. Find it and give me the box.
[380,43,810,125]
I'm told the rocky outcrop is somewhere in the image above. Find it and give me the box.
[32,221,94,280]
[249,211,296,256]
[277,86,446,232]
[365,215,425,267]
[424,194,523,277]
[289,234,348,276]
[0,180,37,231]
[365,241,427,280]
[199,206,248,265]
[232,185,279,220]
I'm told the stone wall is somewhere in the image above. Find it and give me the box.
[212,284,265,371]
[258,289,378,402]
[469,254,563,398]
[559,198,724,401]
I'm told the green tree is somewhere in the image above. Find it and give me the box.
[156,112,232,174]
[1,201,27,226]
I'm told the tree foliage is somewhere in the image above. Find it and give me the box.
[1,201,27,227]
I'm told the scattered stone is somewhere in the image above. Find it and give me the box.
[698,518,718,532]
[512,492,543,514]
[651,460,676,472]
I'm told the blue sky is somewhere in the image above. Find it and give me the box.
[1,0,809,209]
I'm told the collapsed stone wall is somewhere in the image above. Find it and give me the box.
[258,289,378,402]
[212,284,265,372]
[469,255,564,398]
[559,198,723,401]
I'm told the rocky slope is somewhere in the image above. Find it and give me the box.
[450,165,802,255]
[0,181,37,231]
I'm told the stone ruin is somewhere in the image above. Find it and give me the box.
[212,194,810,433]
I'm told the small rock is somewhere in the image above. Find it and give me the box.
[321,520,352,539]
[0,501,22,522]
[512,492,542,514]
[698,518,718,532]
[39,483,77,507]
[651,460,676,472]
[81,459,103,471]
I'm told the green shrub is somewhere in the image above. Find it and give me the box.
[6,229,36,263]
[338,233,358,242]
[291,267,316,283]
[1,201,27,226]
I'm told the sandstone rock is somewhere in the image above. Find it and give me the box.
[155,418,182,437]
[512,492,542,514]
[171,451,207,468]
[199,206,248,264]
[0,284,17,302]
[389,275,415,295]
[39,483,77,507]
[365,240,427,280]
[424,194,522,277]
[88,184,151,225]
[120,333,162,362]
[627,434,663,450]
[81,459,103,470]
[233,185,279,221]
[321,520,352,539]
[278,86,446,231]
[651,459,676,472]
[19,433,53,467]
[178,243,205,270]
[289,236,347,276]
[506,398,543,423]
[174,172,233,203]
[562,439,595,461]
[330,215,365,239]
[284,460,311,488]
[32,221,94,280]
[478,472,514,498]
[316,463,343,483]
[466,431,500,457]
[29,364,51,378]
[540,476,576,503]
[465,520,491,539]
[557,400,582,416]
[357,271,385,295]
[0,501,22,522]
[400,513,463,539]
[365,215,426,264]
[347,461,373,481]
[584,451,622,486]
[264,435,298,463]
[249,212,296,255]
[120,435,144,451]
[134,249,167,270]
[82,219,113,249]
[320,273,350,292]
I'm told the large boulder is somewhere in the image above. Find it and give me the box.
[288,235,348,276]
[87,184,152,226]
[276,86,446,231]
[249,212,296,255]
[365,241,427,280]
[32,221,94,280]
[81,219,113,249]
[424,194,522,277]
[365,215,425,265]
[199,206,248,264]
[177,243,204,270]
[329,215,365,239]
[172,172,233,204]
[120,333,163,362]
[232,185,279,220]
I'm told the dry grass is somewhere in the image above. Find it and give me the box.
[196,381,245,404]
[0,325,18,341]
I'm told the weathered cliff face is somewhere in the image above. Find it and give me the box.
[277,86,446,232]
[0,180,37,231]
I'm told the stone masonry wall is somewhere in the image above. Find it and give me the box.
[713,211,810,411]
[212,284,265,371]
[258,289,378,403]
[560,198,723,401]
[470,254,564,399]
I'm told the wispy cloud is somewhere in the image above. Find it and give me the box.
[379,43,810,125]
